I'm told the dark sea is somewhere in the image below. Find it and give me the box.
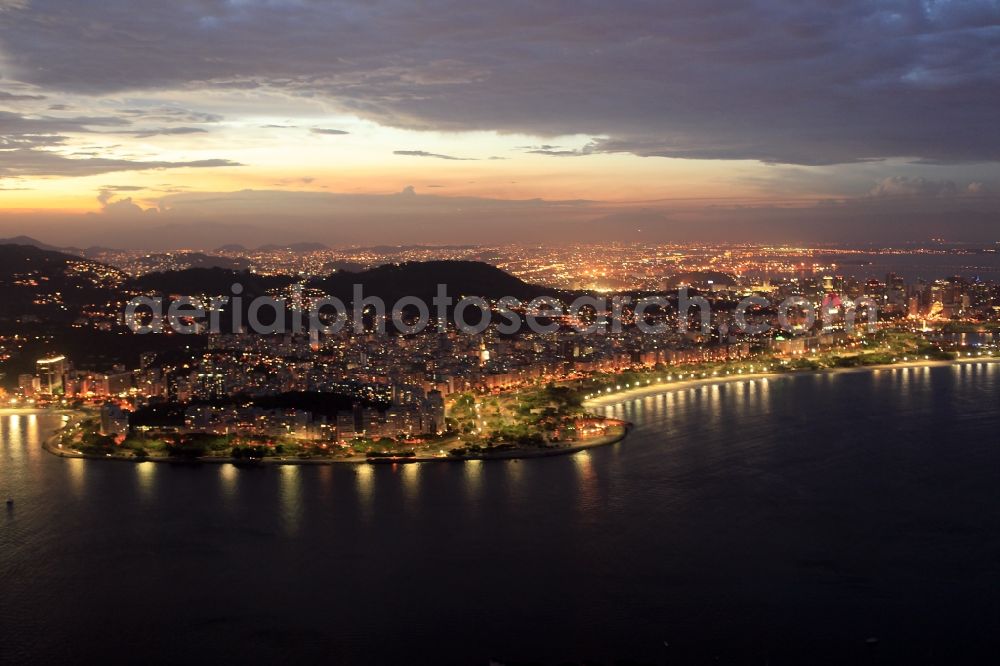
[2,363,1000,665]
[818,251,1000,282]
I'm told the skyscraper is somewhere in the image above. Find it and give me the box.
[36,356,66,395]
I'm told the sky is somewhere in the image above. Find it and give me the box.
[1,0,999,248]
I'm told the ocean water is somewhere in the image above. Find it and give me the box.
[2,363,999,665]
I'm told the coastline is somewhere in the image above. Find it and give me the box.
[27,356,997,468]
[38,417,631,467]
[583,356,1000,409]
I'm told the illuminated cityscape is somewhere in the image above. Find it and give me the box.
[1,239,997,464]
[3,1,1000,664]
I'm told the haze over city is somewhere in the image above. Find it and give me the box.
[2,0,1000,247]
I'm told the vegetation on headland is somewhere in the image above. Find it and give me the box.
[52,392,631,461]
[55,378,616,464]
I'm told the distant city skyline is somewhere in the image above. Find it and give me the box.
[2,1,1000,246]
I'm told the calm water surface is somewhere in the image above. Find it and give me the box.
[2,364,1000,665]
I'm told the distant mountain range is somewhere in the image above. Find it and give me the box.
[0,243,567,315]
[0,236,65,252]
[0,235,110,256]
[0,236,329,256]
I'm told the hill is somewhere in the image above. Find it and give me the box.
[0,235,64,252]
[128,268,295,296]
[0,244,124,321]
[0,236,119,258]
[309,260,556,303]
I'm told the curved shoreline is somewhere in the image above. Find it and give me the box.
[26,356,997,468]
[583,356,999,409]
[38,418,631,467]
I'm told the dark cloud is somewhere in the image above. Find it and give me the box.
[119,107,223,124]
[310,128,349,135]
[1,1,998,164]
[0,110,238,177]
[394,150,476,161]
[0,90,45,100]
[208,79,261,90]
[0,134,68,149]
[0,111,117,152]
[0,149,242,178]
[527,144,596,157]
[0,111,128,135]
[118,127,209,138]
[100,185,145,191]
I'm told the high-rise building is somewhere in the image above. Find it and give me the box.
[336,412,356,442]
[36,356,66,395]
[426,390,445,434]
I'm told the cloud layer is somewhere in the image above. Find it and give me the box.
[0,0,998,165]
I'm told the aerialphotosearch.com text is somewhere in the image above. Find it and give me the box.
[125,284,878,337]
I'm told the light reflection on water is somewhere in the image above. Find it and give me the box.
[218,463,238,511]
[401,462,421,510]
[316,465,333,500]
[463,459,483,516]
[573,450,598,514]
[279,464,302,536]
[355,463,374,518]
[1,366,999,664]
[4,414,23,463]
[65,457,85,498]
[135,461,156,503]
